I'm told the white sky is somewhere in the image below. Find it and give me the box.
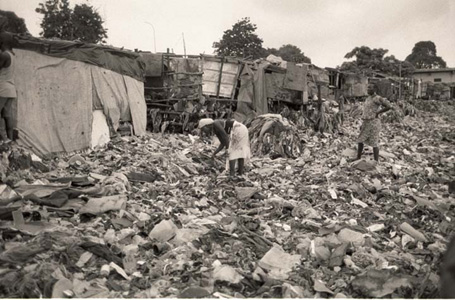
[2,0,455,68]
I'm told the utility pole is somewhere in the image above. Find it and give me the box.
[182,33,186,58]
[399,63,402,100]
[144,22,156,53]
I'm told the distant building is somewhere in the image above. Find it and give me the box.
[412,68,455,100]
[413,68,455,84]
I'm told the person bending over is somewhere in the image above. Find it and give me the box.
[198,118,251,177]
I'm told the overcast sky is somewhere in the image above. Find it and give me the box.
[3,0,455,68]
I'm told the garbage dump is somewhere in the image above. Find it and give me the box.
[0,99,454,298]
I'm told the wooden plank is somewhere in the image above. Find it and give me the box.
[204,70,237,84]
[202,59,240,98]
[216,58,225,98]
[201,54,241,64]
[165,71,204,75]
[156,111,183,115]
[145,83,203,90]
[145,86,170,90]
[232,63,244,100]
[147,103,172,108]
[147,97,199,103]
[161,53,200,58]
[212,99,237,103]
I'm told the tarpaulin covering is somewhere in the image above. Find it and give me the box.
[253,62,269,115]
[13,49,147,157]
[234,64,257,123]
[265,72,287,100]
[14,49,92,156]
[234,62,269,122]
[139,52,163,77]
[91,110,110,149]
[91,67,131,131]
[235,60,309,120]
[234,60,309,121]
[13,34,146,82]
[124,76,147,136]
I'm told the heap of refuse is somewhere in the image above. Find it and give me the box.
[0,99,453,298]
[248,114,304,159]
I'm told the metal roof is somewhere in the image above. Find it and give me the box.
[413,68,455,74]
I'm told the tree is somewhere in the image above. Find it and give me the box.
[405,41,447,69]
[36,0,72,40]
[36,0,107,44]
[71,4,107,43]
[264,44,311,63]
[382,55,415,77]
[213,17,263,59]
[0,10,30,34]
[340,46,414,77]
[343,46,389,71]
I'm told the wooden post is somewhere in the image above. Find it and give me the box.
[231,62,244,101]
[301,64,308,114]
[317,84,322,110]
[182,33,186,58]
[216,57,225,98]
[166,48,170,107]
[302,64,308,105]
[398,63,402,100]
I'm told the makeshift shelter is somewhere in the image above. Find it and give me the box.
[140,53,203,132]
[234,59,307,122]
[141,53,242,103]
[141,53,245,133]
[11,35,147,157]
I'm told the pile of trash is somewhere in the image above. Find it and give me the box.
[413,99,455,119]
[248,114,304,159]
[0,100,454,298]
[381,101,417,124]
[309,101,344,134]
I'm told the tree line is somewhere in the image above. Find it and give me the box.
[0,3,448,77]
[0,0,107,44]
[213,18,448,78]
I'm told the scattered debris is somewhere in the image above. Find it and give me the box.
[0,99,452,297]
[351,269,413,298]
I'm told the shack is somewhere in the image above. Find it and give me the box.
[235,57,308,122]
[141,53,243,132]
[11,35,147,157]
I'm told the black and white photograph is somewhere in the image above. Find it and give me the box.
[0,0,454,298]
